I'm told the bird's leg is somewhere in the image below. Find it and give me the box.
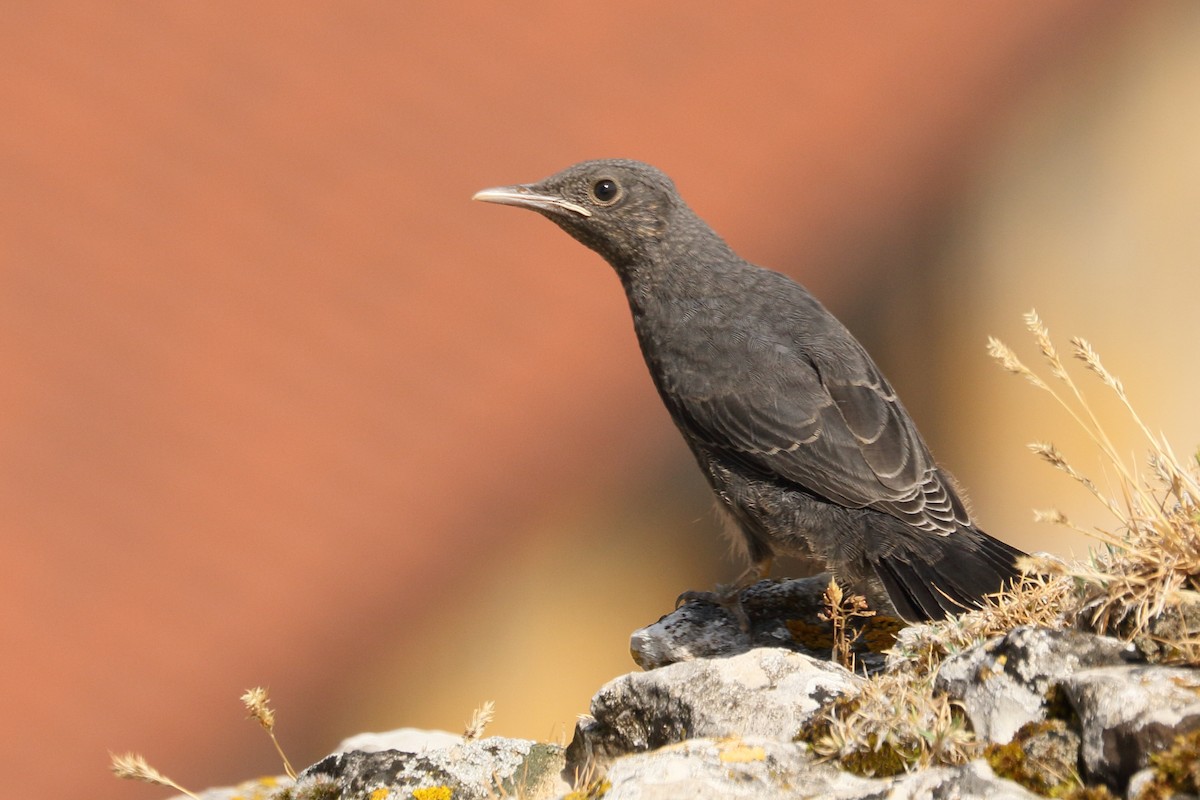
[733,555,773,588]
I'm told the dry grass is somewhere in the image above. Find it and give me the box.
[113,693,513,798]
[464,699,497,740]
[989,310,1200,662]
[243,686,298,780]
[111,312,1200,792]
[113,687,301,795]
[804,666,977,776]
[109,751,201,800]
[888,561,1077,667]
[803,567,1076,777]
[806,310,1200,776]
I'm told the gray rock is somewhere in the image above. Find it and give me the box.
[886,619,969,670]
[890,760,1043,799]
[984,718,1081,797]
[1126,767,1158,800]
[564,647,860,779]
[631,597,754,669]
[301,736,568,800]
[1086,594,1200,664]
[163,625,1200,800]
[333,727,462,754]
[632,576,893,672]
[593,737,876,800]
[164,776,293,800]
[935,625,1137,744]
[1062,664,1200,792]
[594,739,1040,800]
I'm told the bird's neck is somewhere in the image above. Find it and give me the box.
[615,210,752,383]
[617,209,742,310]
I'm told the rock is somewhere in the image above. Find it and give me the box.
[1087,594,1200,664]
[164,776,292,800]
[1062,664,1200,792]
[564,647,860,779]
[890,760,1043,800]
[157,623,1200,800]
[1126,767,1158,800]
[596,738,1040,800]
[631,576,898,673]
[983,718,1081,796]
[631,576,831,669]
[300,736,567,800]
[630,597,751,669]
[333,727,462,754]
[935,625,1138,744]
[595,737,875,800]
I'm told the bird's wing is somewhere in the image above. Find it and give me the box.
[680,341,971,536]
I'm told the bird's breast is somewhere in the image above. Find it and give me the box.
[630,298,794,399]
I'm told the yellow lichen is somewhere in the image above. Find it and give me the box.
[857,614,904,653]
[718,741,766,763]
[785,619,833,650]
[411,787,452,800]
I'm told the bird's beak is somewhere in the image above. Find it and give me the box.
[472,185,593,218]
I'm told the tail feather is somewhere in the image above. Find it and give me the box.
[875,558,947,622]
[975,529,1027,573]
[872,528,1025,622]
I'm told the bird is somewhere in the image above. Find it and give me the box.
[473,159,1024,621]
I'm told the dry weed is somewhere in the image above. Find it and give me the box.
[819,577,876,671]
[988,310,1200,662]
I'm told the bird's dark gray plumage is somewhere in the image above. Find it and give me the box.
[474,159,1024,621]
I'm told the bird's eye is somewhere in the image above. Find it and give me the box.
[590,178,620,204]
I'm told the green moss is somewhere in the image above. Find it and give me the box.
[983,718,1120,799]
[795,693,915,778]
[794,691,857,745]
[1139,726,1200,800]
[1041,685,1077,724]
[836,734,912,777]
[984,720,1062,795]
[272,779,340,800]
[491,742,565,797]
[1056,787,1118,800]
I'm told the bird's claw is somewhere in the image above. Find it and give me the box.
[675,583,752,631]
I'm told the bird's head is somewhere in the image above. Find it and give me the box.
[473,159,683,268]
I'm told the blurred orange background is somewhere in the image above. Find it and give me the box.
[3,3,1199,799]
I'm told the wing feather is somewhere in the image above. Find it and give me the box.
[673,327,970,535]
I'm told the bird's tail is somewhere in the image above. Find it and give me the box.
[872,528,1025,622]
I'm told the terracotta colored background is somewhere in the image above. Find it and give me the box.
[4,4,1199,799]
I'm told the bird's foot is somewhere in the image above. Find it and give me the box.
[675,583,737,608]
[675,583,752,631]
[675,559,773,631]
[677,559,772,628]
